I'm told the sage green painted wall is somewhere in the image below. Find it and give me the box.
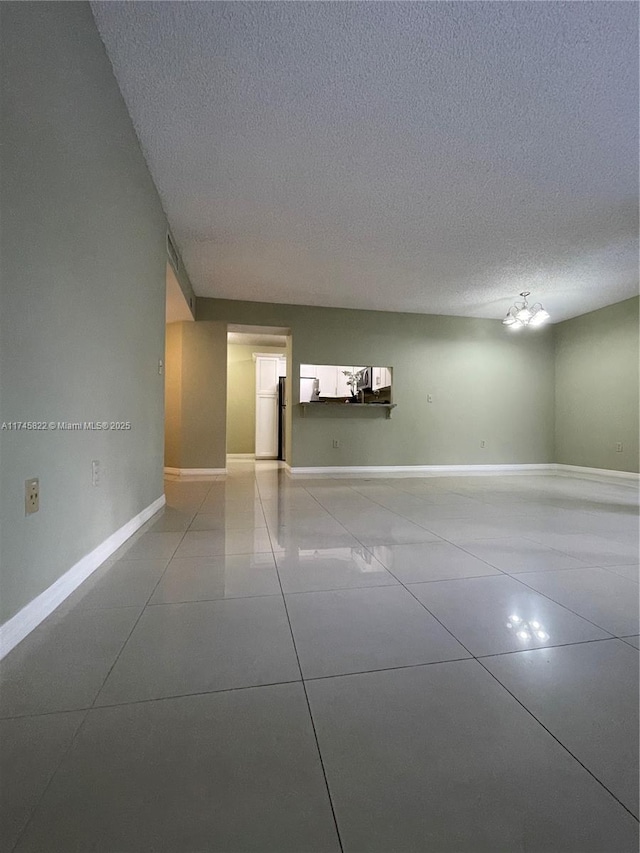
[554,297,639,473]
[197,298,555,468]
[0,3,168,623]
[227,344,285,454]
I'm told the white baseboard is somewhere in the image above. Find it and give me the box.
[226,453,255,459]
[164,467,227,479]
[287,462,639,484]
[555,464,639,483]
[287,463,556,478]
[0,494,166,661]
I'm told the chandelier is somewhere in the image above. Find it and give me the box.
[502,292,550,329]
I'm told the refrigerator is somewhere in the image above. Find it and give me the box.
[277,376,286,461]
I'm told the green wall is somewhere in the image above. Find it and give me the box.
[555,297,639,473]
[198,298,556,469]
[0,3,168,623]
[227,345,286,454]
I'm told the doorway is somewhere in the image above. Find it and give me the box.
[226,325,292,463]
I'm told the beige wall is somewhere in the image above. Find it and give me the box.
[198,299,556,469]
[0,3,170,623]
[164,323,183,468]
[227,344,285,454]
[164,322,228,470]
[555,297,639,473]
[181,322,228,469]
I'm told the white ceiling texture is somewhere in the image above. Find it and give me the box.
[92,1,638,322]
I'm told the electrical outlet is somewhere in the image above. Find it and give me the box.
[92,460,100,486]
[25,478,39,515]
[480,440,486,448]
[616,442,623,452]
[427,394,433,403]
[332,439,340,448]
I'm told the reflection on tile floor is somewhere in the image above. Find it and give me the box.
[1,460,638,851]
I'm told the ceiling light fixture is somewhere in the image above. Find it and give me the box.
[502,292,550,329]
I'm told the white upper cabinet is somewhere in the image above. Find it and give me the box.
[373,367,391,389]
[316,364,338,397]
[256,357,279,394]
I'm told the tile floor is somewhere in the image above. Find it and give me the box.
[1,460,639,852]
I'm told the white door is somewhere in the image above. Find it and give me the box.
[255,356,279,458]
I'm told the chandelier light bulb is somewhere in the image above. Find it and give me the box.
[529,307,550,327]
[503,292,550,329]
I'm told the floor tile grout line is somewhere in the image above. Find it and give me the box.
[415,564,620,647]
[340,535,631,663]
[365,523,633,641]
[475,657,640,824]
[296,676,345,852]
[313,482,638,565]
[346,488,505,534]
[7,485,209,853]
[596,564,640,584]
[517,532,638,565]
[81,679,305,712]
[305,486,519,660]
[169,548,275,559]
[297,637,634,681]
[427,535,591,575]
[306,497,487,661]
[361,536,512,577]
[504,563,633,576]
[301,656,475,683]
[506,572,628,639]
[374,562,479,659]
[307,484,557,578]
[473,635,627,660]
[2,636,630,724]
[146,591,284,607]
[87,502,196,711]
[257,467,346,853]
[8,708,89,853]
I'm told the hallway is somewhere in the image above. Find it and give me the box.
[2,460,638,851]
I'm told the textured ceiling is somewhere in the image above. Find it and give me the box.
[227,331,288,348]
[92,1,638,322]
